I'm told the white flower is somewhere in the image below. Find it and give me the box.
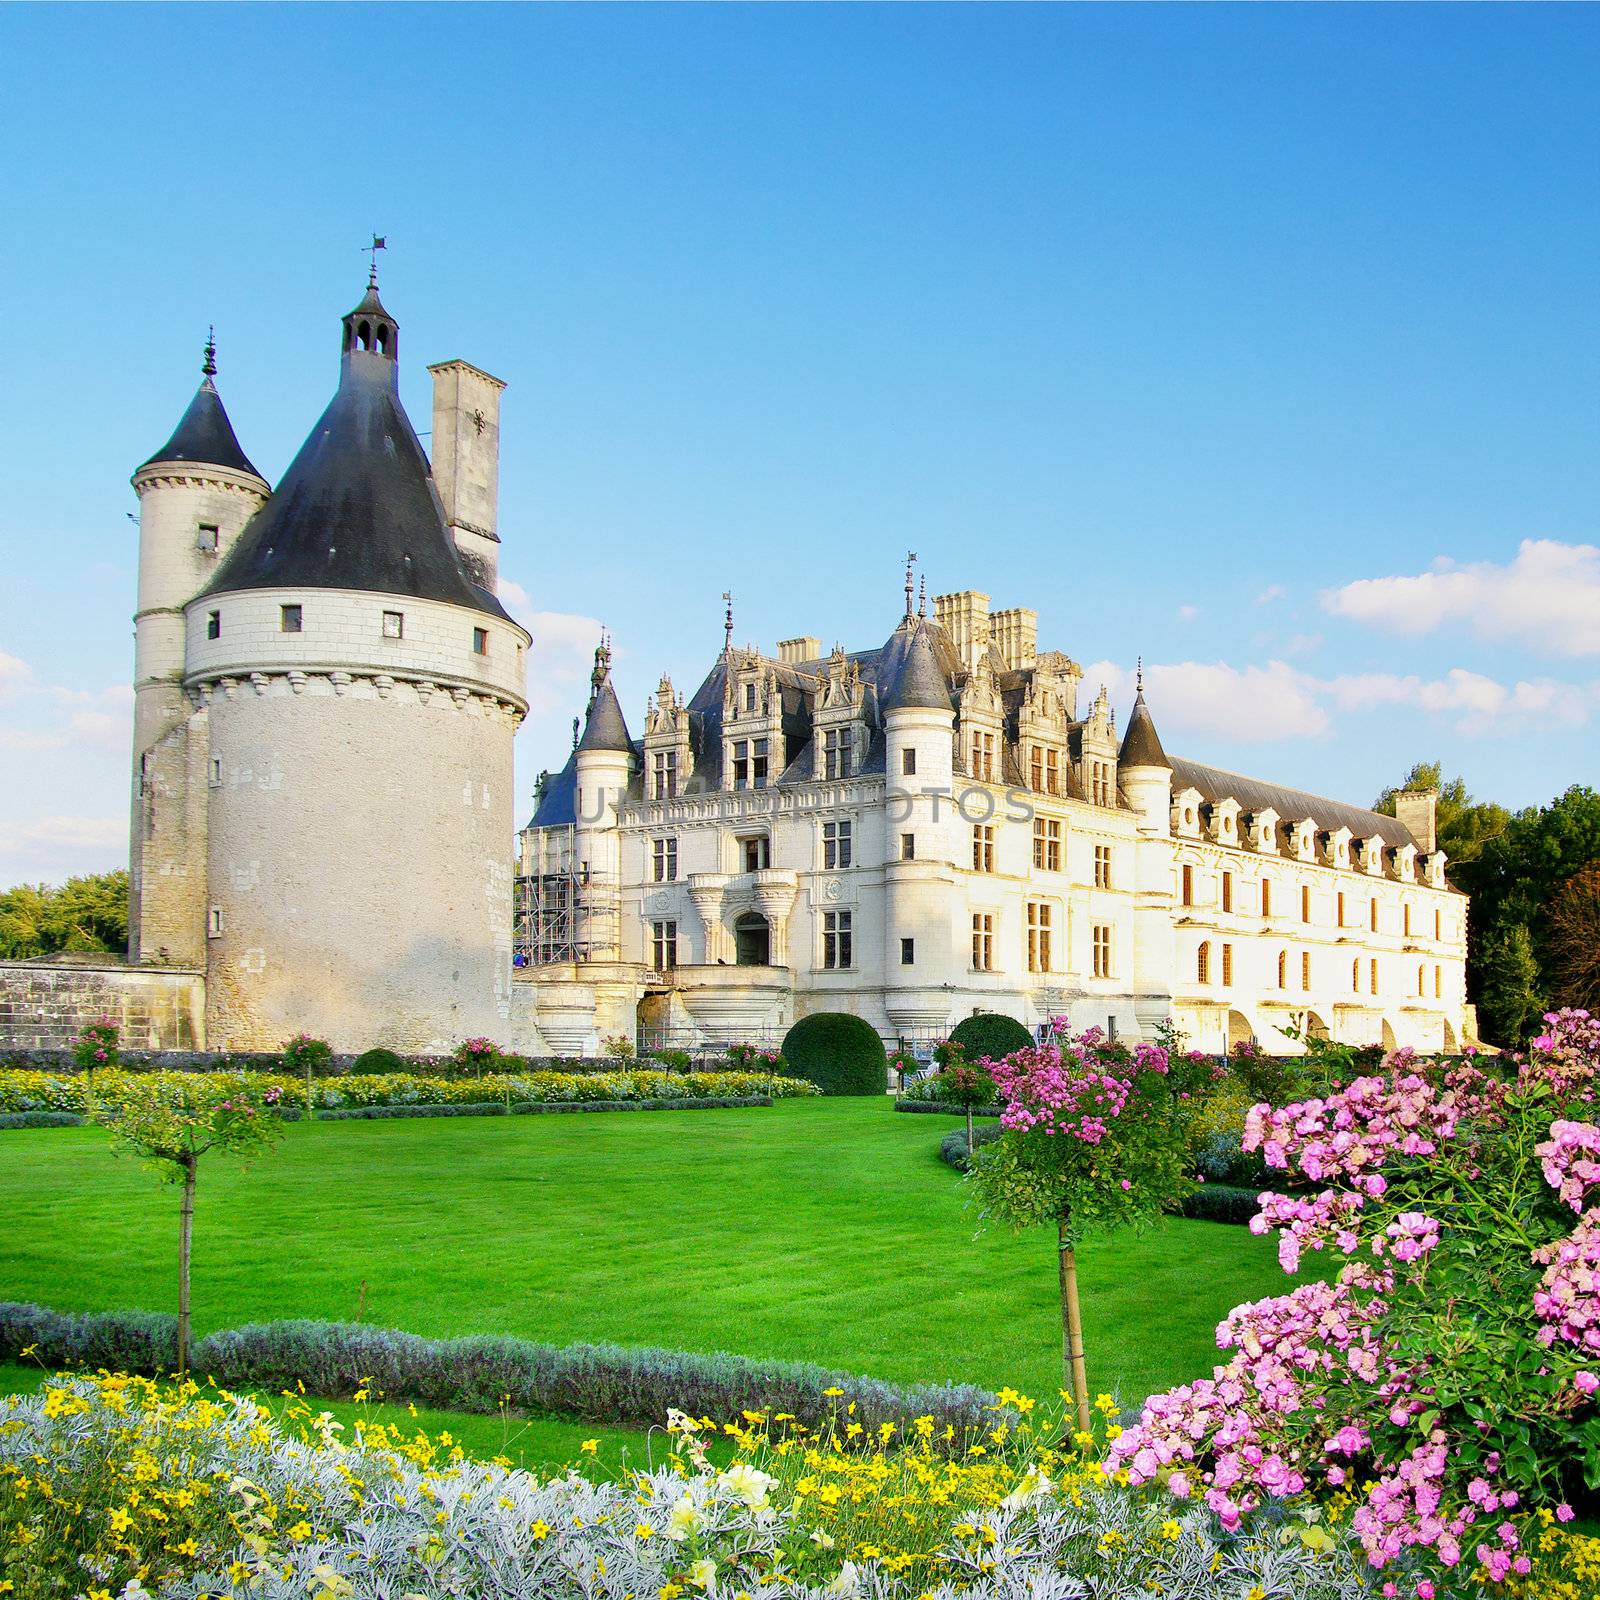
[688,1557,717,1590]
[666,1493,704,1542]
[827,1561,862,1595]
[1000,1466,1053,1510]
[719,1461,775,1509]
[810,1528,836,1550]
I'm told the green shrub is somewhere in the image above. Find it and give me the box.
[282,1034,332,1076]
[1178,1183,1264,1226]
[947,1012,1032,1065]
[652,1048,692,1072]
[780,1013,887,1097]
[0,1110,83,1130]
[350,1047,405,1075]
[938,1123,1004,1171]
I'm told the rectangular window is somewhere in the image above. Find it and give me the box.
[972,913,995,971]
[1026,901,1052,973]
[1092,761,1112,807]
[652,748,679,799]
[1262,878,1273,917]
[732,740,750,788]
[1336,891,1345,927]
[1435,908,1442,941]
[1030,818,1061,871]
[900,936,915,966]
[472,627,488,655]
[970,730,996,781]
[1371,897,1379,933]
[652,837,678,883]
[206,609,221,640]
[823,727,853,780]
[1435,966,1442,998]
[1046,748,1059,795]
[1222,871,1234,914]
[822,820,852,870]
[1404,904,1413,937]
[208,757,222,788]
[900,832,916,861]
[1371,958,1380,995]
[901,747,917,776]
[743,682,757,713]
[1222,943,1234,986]
[741,835,770,872]
[1301,885,1311,923]
[972,824,995,873]
[651,920,678,971]
[823,910,853,970]
[280,603,303,633]
[1094,845,1112,889]
[207,906,223,938]
[1302,950,1312,991]
[1181,864,1194,906]
[383,610,404,639]
[197,522,219,552]
[1092,923,1112,979]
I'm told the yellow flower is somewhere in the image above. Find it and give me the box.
[288,1520,313,1539]
[581,1439,600,1455]
[530,1519,551,1541]
[635,1522,654,1540]
[1160,1519,1182,1542]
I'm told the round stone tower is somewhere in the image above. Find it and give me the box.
[182,276,530,1051]
[130,335,270,965]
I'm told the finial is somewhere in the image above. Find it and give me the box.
[904,550,918,617]
[591,635,610,697]
[1136,656,1144,694]
[918,574,927,618]
[201,326,217,378]
[722,591,734,653]
[365,233,387,289]
[571,716,580,750]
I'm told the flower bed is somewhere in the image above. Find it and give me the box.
[0,1066,818,1116]
[0,1371,1414,1600]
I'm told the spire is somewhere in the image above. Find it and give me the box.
[577,642,634,755]
[723,591,734,654]
[1119,668,1170,770]
[341,263,399,381]
[904,550,918,617]
[917,573,927,619]
[137,330,263,480]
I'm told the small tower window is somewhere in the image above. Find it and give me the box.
[376,323,391,355]
[901,747,916,776]
[383,610,404,639]
[207,906,224,938]
[472,627,488,656]
[206,610,221,640]
[197,523,219,553]
[280,604,303,633]
[900,832,916,861]
[357,319,372,350]
[901,937,915,966]
[209,757,222,788]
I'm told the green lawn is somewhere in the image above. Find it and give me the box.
[0,1099,1287,1411]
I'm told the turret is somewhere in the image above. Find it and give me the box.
[129,333,269,964]
[879,617,957,1036]
[1118,668,1175,1041]
[573,642,634,962]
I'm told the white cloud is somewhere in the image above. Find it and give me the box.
[1321,538,1600,657]
[1086,657,1331,743]
[1176,604,1201,621]
[1325,668,1598,733]
[499,579,607,724]
[0,815,127,883]
[1255,584,1286,606]
[0,651,33,701]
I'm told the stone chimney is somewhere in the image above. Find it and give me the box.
[932,589,991,673]
[777,636,822,665]
[1394,789,1438,854]
[991,607,1038,671]
[428,359,506,593]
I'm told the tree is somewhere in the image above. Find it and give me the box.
[91,1069,285,1374]
[0,870,128,958]
[1372,761,1510,873]
[1549,863,1600,1013]
[965,1020,1211,1432]
[1477,922,1545,1047]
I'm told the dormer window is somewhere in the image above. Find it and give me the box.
[822,727,854,780]
[197,523,219,553]
[744,682,758,713]
[732,738,768,790]
[652,748,679,800]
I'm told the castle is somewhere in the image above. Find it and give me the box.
[110,271,1469,1058]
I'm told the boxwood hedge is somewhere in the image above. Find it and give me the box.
[947,1012,1032,1064]
[780,1013,887,1096]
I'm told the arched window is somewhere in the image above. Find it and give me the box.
[1418,963,1426,996]
[1181,864,1194,906]
[377,322,391,354]
[1352,958,1360,991]
[1197,941,1211,984]
[1277,950,1287,988]
[1404,903,1413,938]
[1435,966,1442,998]
[357,319,372,350]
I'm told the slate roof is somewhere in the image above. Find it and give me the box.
[880,618,955,713]
[577,677,635,755]
[1168,757,1418,849]
[1118,690,1169,769]
[140,375,263,480]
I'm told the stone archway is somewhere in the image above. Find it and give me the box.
[1442,1017,1459,1054]
[1381,1017,1398,1053]
[1303,1010,1331,1043]
[734,913,770,967]
[1227,1009,1255,1052]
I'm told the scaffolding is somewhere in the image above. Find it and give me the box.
[513,865,620,967]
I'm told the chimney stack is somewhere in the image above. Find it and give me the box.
[1394,789,1438,855]
[428,359,506,593]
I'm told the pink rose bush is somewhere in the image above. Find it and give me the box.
[1108,1009,1600,1593]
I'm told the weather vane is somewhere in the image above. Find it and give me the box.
[364,233,387,287]
[723,591,734,653]
[904,551,918,616]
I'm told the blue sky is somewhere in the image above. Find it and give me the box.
[2,4,1596,884]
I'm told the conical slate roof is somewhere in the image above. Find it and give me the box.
[201,293,505,619]
[879,619,954,714]
[577,676,634,755]
[140,365,262,479]
[1119,688,1170,769]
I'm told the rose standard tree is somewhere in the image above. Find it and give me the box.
[965,1019,1213,1432]
[91,1073,286,1375]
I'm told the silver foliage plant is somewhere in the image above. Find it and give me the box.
[3,1380,1375,1600]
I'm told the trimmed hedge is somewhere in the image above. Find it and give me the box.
[781,1012,887,1097]
[0,1110,82,1130]
[1179,1184,1263,1226]
[315,1096,770,1121]
[350,1047,406,1075]
[894,1099,1003,1117]
[937,1124,1005,1172]
[0,1301,1002,1441]
[947,1012,1032,1064]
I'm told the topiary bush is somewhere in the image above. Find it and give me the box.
[947,1012,1032,1065]
[780,1013,888,1096]
[350,1047,405,1075]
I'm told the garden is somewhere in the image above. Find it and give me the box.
[3,1012,1600,1598]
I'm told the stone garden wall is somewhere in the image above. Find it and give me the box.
[0,961,206,1051]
